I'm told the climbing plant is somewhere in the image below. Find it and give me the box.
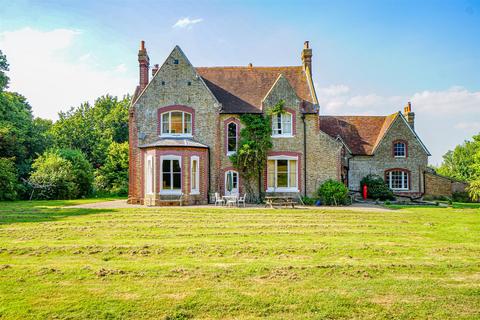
[230,100,286,201]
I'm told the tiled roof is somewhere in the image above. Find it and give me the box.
[139,138,208,149]
[196,66,316,113]
[319,114,398,155]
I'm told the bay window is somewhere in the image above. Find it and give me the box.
[272,112,292,137]
[161,111,192,136]
[267,156,298,192]
[386,170,409,191]
[145,155,154,194]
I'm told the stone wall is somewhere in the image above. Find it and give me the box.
[347,115,429,196]
[424,172,452,197]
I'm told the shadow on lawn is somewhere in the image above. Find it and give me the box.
[0,203,112,225]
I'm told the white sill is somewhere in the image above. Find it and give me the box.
[394,155,406,158]
[391,188,409,191]
[160,190,182,195]
[190,191,200,195]
[226,151,236,156]
[272,134,294,138]
[266,187,299,193]
[160,134,193,138]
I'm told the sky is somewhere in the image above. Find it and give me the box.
[0,0,479,165]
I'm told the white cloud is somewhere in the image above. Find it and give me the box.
[115,63,127,73]
[454,121,480,131]
[411,86,480,115]
[172,17,203,29]
[0,27,135,120]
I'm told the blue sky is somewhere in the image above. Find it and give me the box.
[0,0,479,164]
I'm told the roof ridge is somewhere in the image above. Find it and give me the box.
[196,66,303,69]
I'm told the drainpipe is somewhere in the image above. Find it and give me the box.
[302,113,307,197]
[207,146,211,204]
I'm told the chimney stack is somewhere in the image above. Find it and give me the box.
[152,64,159,77]
[301,41,313,77]
[138,40,150,91]
[403,101,415,130]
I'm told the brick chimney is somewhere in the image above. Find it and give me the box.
[152,64,159,77]
[138,40,150,91]
[403,101,415,130]
[301,41,312,76]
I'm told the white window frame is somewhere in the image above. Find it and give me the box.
[160,155,182,195]
[160,111,193,137]
[266,155,299,192]
[271,112,293,138]
[394,142,406,158]
[387,170,409,191]
[190,156,200,195]
[226,122,238,156]
[145,155,154,195]
[224,170,239,195]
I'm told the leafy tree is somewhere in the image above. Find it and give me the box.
[57,148,94,197]
[467,179,480,202]
[29,152,78,199]
[230,109,273,200]
[50,95,130,168]
[437,134,480,182]
[0,157,18,200]
[94,142,129,195]
[0,50,9,91]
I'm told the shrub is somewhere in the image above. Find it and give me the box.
[57,148,94,197]
[467,180,480,202]
[0,157,19,200]
[360,174,394,201]
[29,152,78,199]
[317,179,349,205]
[452,191,471,203]
[301,196,316,206]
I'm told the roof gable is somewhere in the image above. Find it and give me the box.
[195,66,315,113]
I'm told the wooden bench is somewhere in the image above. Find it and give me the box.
[265,196,296,209]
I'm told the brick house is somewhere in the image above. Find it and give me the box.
[128,41,430,205]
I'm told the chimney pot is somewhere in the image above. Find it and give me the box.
[248,62,253,68]
[304,41,309,49]
[140,40,145,50]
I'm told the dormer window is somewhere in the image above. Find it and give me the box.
[272,112,293,137]
[393,141,407,158]
[161,111,192,136]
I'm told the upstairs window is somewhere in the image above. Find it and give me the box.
[272,112,292,137]
[161,111,192,136]
[227,122,237,155]
[393,141,407,158]
[386,170,409,191]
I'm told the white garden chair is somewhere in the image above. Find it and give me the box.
[214,192,224,206]
[237,193,247,207]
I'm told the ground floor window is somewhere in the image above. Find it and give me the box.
[145,155,154,194]
[191,156,199,194]
[267,157,298,192]
[161,155,182,194]
[386,170,409,190]
[225,170,238,195]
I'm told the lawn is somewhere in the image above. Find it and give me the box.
[0,201,479,319]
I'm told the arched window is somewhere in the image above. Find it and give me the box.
[272,112,292,137]
[393,141,407,158]
[386,169,409,190]
[161,111,192,136]
[227,122,237,154]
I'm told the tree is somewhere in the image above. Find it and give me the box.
[437,133,480,182]
[230,101,279,200]
[94,142,129,195]
[0,50,9,91]
[0,157,18,200]
[57,148,94,197]
[29,152,78,200]
[467,179,480,202]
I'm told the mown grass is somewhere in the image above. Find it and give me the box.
[0,201,479,319]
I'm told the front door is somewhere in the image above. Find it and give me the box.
[225,170,239,195]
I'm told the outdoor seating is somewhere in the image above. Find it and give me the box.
[223,194,238,207]
[214,192,224,206]
[237,193,247,207]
